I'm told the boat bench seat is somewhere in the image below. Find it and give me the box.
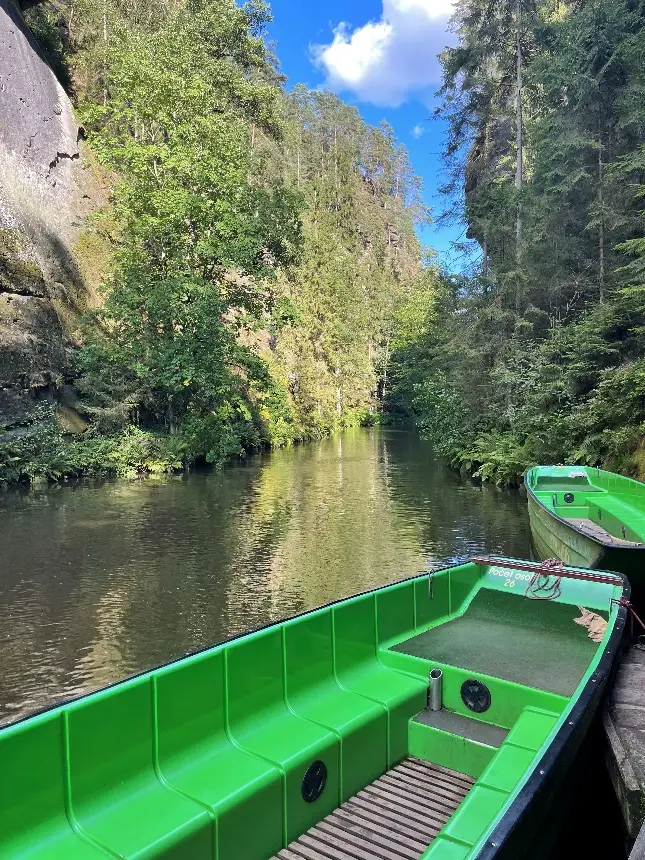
[226,628,340,845]
[596,497,637,520]
[155,650,284,860]
[0,715,114,860]
[595,497,645,540]
[67,680,213,860]
[333,592,429,766]
[284,609,388,801]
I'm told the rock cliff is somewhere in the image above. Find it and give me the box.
[0,0,102,435]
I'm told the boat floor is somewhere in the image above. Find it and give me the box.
[393,589,600,697]
[567,517,638,546]
[274,757,474,860]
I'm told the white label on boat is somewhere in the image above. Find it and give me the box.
[487,566,533,582]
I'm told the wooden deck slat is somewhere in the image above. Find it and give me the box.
[315,820,411,860]
[406,757,475,784]
[397,761,474,792]
[396,758,474,785]
[270,757,472,860]
[406,757,475,786]
[388,764,470,798]
[379,771,464,805]
[320,816,418,860]
[337,801,432,845]
[409,755,475,777]
[364,780,454,821]
[310,823,404,860]
[329,809,427,854]
[283,841,343,860]
[359,785,451,828]
[344,797,438,840]
[356,788,445,832]
[299,831,357,859]
[568,517,637,545]
[387,767,472,804]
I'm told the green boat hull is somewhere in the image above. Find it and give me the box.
[526,465,645,609]
[0,558,627,860]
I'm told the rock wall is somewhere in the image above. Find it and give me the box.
[0,0,102,434]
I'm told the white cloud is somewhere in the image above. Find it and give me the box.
[313,0,455,107]
[411,124,426,139]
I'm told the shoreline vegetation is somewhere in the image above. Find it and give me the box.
[1,410,391,487]
[5,0,645,490]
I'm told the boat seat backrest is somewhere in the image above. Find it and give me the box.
[375,580,415,646]
[67,678,160,813]
[332,594,377,674]
[414,571,451,628]
[284,609,335,697]
[66,678,214,860]
[449,564,480,615]
[225,628,288,729]
[0,715,71,849]
[155,650,227,767]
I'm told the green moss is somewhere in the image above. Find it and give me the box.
[0,249,47,296]
[0,229,20,256]
[73,228,112,307]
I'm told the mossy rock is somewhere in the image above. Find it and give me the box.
[0,229,20,255]
[0,238,47,297]
[57,404,89,435]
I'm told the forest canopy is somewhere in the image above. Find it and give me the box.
[390,0,645,484]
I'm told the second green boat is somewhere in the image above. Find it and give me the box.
[525,465,645,607]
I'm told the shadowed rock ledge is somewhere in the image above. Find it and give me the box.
[0,0,103,434]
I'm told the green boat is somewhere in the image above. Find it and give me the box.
[0,556,627,860]
[525,465,645,607]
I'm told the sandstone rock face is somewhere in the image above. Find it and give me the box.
[0,0,101,432]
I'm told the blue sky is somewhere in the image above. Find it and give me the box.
[266,0,470,271]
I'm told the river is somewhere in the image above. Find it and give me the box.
[0,427,530,725]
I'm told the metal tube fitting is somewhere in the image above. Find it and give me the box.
[428,668,443,712]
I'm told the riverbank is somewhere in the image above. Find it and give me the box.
[0,410,379,487]
[406,426,645,491]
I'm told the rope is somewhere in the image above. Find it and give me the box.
[525,570,563,601]
[611,596,645,644]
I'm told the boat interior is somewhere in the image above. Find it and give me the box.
[0,560,622,860]
[527,466,645,545]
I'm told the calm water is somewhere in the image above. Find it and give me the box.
[0,428,531,725]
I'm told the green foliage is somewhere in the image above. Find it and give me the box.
[390,0,645,485]
[13,0,427,486]
[0,409,187,484]
[22,4,71,89]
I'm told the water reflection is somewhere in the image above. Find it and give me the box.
[0,428,531,724]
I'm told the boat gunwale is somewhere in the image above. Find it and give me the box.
[473,563,629,859]
[525,467,645,550]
